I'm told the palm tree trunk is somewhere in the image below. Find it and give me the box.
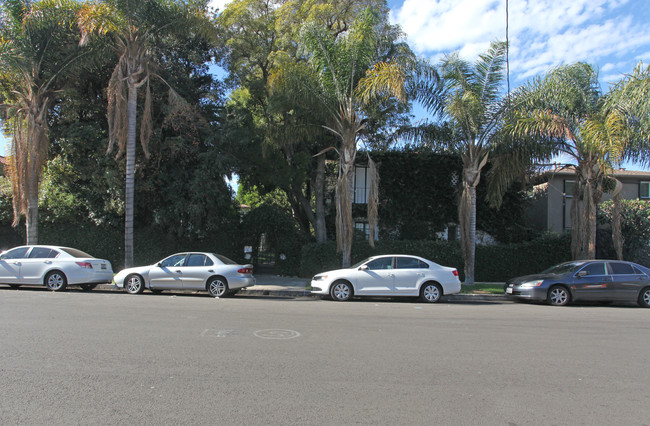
[611,179,624,260]
[26,190,38,245]
[337,133,356,268]
[314,154,327,244]
[124,82,137,268]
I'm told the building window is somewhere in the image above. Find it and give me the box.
[641,182,650,199]
[355,222,369,237]
[564,180,575,198]
[354,167,369,204]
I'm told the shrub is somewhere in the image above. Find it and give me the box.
[300,233,572,282]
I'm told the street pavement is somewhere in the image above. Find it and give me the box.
[1,287,648,425]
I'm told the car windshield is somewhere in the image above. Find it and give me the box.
[541,261,586,275]
[59,247,94,258]
[213,254,237,265]
[351,257,374,269]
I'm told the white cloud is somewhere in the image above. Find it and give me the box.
[392,0,650,86]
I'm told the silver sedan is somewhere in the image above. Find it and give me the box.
[113,252,255,297]
[0,245,113,291]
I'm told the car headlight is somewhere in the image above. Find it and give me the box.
[519,280,543,289]
[312,275,327,281]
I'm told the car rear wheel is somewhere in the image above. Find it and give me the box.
[45,271,67,291]
[330,281,352,301]
[80,284,97,292]
[125,274,144,294]
[207,277,229,297]
[638,287,650,308]
[420,282,442,303]
[547,285,570,306]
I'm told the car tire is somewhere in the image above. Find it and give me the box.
[637,287,650,308]
[125,274,144,294]
[330,281,353,301]
[80,284,97,292]
[547,285,570,306]
[420,282,442,303]
[45,271,67,291]
[207,277,229,297]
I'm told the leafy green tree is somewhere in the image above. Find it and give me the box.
[77,0,215,267]
[0,0,83,244]
[600,199,650,261]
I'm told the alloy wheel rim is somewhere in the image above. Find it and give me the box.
[551,289,567,305]
[48,274,63,290]
[333,284,349,300]
[127,277,141,293]
[210,280,225,296]
[644,290,650,305]
[424,285,439,302]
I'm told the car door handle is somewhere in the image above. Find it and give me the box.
[12,261,20,265]
[417,273,424,277]
[175,270,182,273]
[44,261,52,264]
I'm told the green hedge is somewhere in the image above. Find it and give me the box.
[300,233,572,282]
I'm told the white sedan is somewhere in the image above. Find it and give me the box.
[310,254,461,302]
[113,252,255,297]
[0,245,113,291]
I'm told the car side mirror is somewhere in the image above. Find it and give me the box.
[577,270,588,277]
[157,262,163,267]
[359,265,368,271]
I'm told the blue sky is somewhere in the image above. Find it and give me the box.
[2,0,649,169]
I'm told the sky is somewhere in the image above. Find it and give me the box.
[2,0,649,168]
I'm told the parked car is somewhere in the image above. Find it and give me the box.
[505,260,650,307]
[310,254,461,302]
[0,245,113,291]
[113,252,255,297]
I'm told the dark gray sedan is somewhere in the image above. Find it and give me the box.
[505,260,650,307]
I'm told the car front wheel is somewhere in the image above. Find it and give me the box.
[330,281,352,301]
[638,287,650,308]
[125,274,144,294]
[420,282,442,303]
[45,271,67,291]
[207,277,229,297]
[547,285,570,306]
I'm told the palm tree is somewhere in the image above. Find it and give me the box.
[400,42,507,285]
[0,0,82,244]
[291,8,411,267]
[77,0,213,267]
[501,62,649,260]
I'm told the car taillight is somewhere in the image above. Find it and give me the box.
[238,268,253,274]
[76,262,93,269]
[452,269,459,277]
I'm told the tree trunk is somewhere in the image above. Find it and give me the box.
[611,179,624,260]
[26,190,38,245]
[314,154,327,244]
[337,133,356,268]
[124,82,137,268]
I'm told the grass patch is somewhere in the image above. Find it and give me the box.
[460,284,505,294]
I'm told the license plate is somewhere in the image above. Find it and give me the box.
[101,264,107,270]
[506,287,513,294]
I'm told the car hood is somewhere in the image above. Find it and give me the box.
[115,265,153,278]
[507,273,560,285]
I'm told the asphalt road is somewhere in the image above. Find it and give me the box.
[1,288,649,425]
